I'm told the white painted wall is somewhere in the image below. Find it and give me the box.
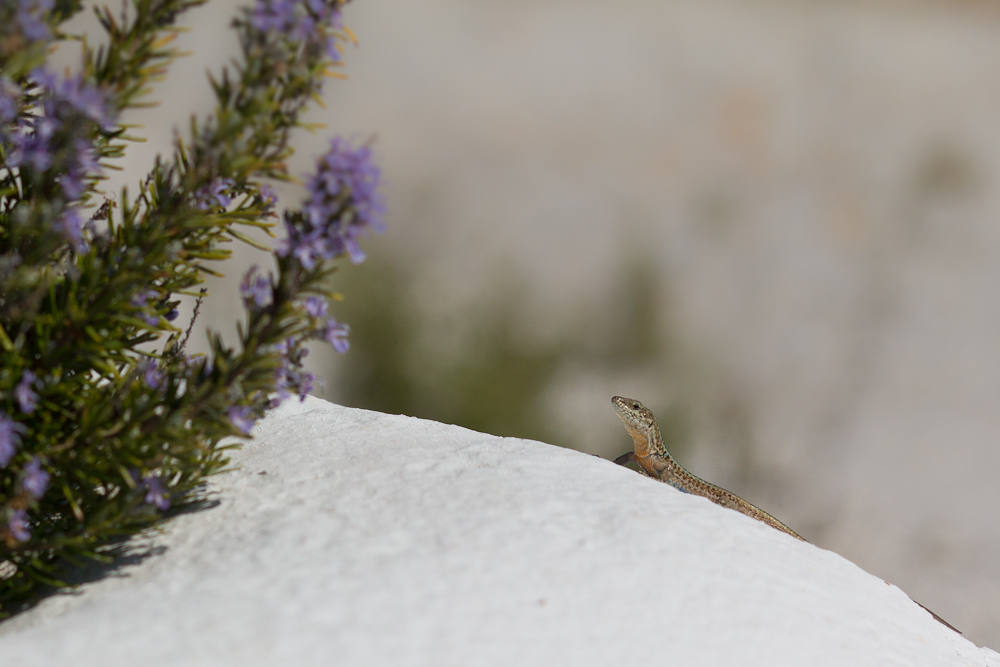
[56,0,1000,646]
[0,397,995,666]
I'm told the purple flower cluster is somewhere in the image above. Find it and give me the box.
[303,295,326,318]
[141,359,164,391]
[268,337,316,403]
[32,69,116,131]
[60,209,88,252]
[0,69,115,252]
[1,456,47,544]
[324,317,350,354]
[15,370,38,414]
[227,405,257,435]
[0,415,28,467]
[5,71,112,194]
[21,456,48,499]
[0,77,19,125]
[275,359,316,403]
[251,0,343,61]
[194,177,236,211]
[258,183,278,210]
[131,290,160,327]
[282,137,385,268]
[142,476,170,511]
[7,509,30,543]
[300,296,349,352]
[263,300,351,404]
[240,266,274,309]
[2,0,54,46]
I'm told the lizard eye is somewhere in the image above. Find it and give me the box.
[632,402,640,409]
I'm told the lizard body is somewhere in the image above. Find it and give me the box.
[612,395,806,541]
[610,395,961,633]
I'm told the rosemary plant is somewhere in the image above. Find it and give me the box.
[0,0,383,612]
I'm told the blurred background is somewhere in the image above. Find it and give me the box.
[68,0,1000,647]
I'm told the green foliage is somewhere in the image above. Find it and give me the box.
[332,256,691,456]
[0,0,375,612]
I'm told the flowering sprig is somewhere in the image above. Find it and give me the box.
[0,68,115,272]
[0,0,381,612]
[236,138,383,407]
[0,0,54,70]
[251,0,344,62]
[283,137,385,267]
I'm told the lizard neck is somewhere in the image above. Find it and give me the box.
[628,420,676,478]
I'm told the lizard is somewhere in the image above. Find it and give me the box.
[611,395,961,633]
[612,395,805,541]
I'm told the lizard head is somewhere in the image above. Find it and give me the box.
[611,395,657,434]
[612,396,664,460]
[611,396,656,426]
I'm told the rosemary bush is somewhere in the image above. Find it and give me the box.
[0,0,383,612]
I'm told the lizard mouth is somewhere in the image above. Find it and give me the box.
[612,395,644,413]
[611,396,644,429]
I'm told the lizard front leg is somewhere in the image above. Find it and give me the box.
[613,452,636,466]
[613,451,652,477]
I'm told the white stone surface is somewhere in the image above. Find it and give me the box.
[54,0,1000,644]
[0,396,996,666]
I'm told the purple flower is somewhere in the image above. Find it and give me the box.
[258,183,278,209]
[10,72,113,184]
[308,137,386,233]
[228,406,256,435]
[132,290,154,306]
[271,338,292,356]
[57,77,114,131]
[294,369,316,400]
[275,360,316,402]
[142,476,170,511]
[303,296,327,318]
[57,139,100,199]
[240,266,273,308]
[324,317,350,354]
[30,69,115,131]
[4,0,54,45]
[281,137,385,269]
[165,308,179,321]
[1,70,113,253]
[251,0,298,33]
[7,509,30,543]
[194,177,236,211]
[61,208,88,252]
[0,415,27,468]
[286,228,328,270]
[131,290,160,326]
[251,0,342,57]
[268,336,320,401]
[141,360,164,391]
[7,116,55,171]
[14,370,38,414]
[0,77,20,124]
[21,456,48,499]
